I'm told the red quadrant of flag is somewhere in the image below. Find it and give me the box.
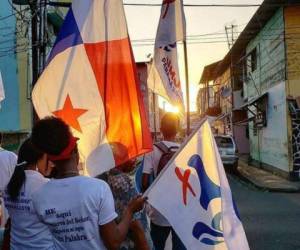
[84,38,152,165]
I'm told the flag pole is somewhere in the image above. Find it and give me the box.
[144,116,208,197]
[183,40,190,136]
[152,92,157,142]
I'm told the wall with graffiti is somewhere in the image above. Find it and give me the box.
[285,6,300,175]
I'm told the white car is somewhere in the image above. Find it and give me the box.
[214,135,239,172]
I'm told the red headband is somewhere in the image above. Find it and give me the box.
[47,136,79,161]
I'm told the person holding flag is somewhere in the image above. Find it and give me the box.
[142,112,186,250]
[97,142,152,250]
[30,0,153,248]
[32,0,152,176]
[31,117,147,250]
[145,119,250,250]
[143,0,187,247]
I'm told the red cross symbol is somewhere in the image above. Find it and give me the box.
[162,0,176,19]
[175,167,196,206]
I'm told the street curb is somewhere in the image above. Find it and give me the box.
[241,179,300,193]
[237,161,300,193]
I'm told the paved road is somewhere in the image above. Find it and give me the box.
[230,174,300,250]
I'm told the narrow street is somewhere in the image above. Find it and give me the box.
[1,0,300,250]
[229,174,300,250]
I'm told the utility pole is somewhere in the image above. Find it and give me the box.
[29,0,48,123]
[30,0,39,123]
[225,26,231,50]
[152,92,157,141]
[231,24,235,48]
[225,24,237,50]
[206,79,209,113]
[183,40,190,136]
[230,24,237,135]
[29,0,39,87]
[39,0,47,71]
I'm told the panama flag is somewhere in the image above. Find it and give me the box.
[148,0,185,110]
[32,0,152,176]
[146,120,249,250]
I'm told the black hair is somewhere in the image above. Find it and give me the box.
[160,112,180,138]
[31,116,72,156]
[7,138,44,200]
[0,133,2,145]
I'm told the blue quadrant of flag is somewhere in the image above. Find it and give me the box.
[47,8,83,65]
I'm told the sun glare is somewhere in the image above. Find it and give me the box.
[166,105,180,114]
[158,97,180,114]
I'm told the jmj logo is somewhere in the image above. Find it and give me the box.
[175,155,224,246]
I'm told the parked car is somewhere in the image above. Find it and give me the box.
[214,135,239,172]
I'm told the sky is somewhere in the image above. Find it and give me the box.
[124,0,264,111]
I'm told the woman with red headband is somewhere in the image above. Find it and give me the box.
[4,138,55,249]
[31,117,146,250]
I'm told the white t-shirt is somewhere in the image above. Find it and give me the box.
[4,170,54,250]
[32,176,118,250]
[0,148,17,227]
[0,148,17,191]
[143,141,180,227]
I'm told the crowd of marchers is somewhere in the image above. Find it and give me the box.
[0,113,187,250]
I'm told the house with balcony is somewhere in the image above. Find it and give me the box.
[199,59,249,154]
[199,0,300,179]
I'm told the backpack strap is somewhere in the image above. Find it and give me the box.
[154,141,169,153]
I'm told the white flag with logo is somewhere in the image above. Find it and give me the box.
[0,71,5,108]
[146,120,249,250]
[149,0,185,109]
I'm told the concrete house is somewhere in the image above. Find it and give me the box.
[199,0,300,179]
[0,1,32,149]
[0,0,70,149]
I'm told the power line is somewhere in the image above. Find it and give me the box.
[123,3,262,7]
[0,13,16,21]
[46,1,300,8]
[47,1,262,7]
[131,27,300,43]
[131,35,300,46]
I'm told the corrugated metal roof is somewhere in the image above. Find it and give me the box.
[199,60,222,83]
[215,0,300,75]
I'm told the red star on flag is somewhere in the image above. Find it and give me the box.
[52,95,87,133]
